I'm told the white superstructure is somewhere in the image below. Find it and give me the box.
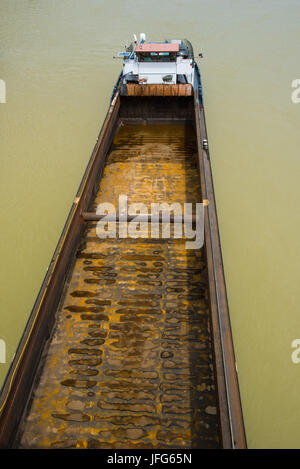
[119,35,195,87]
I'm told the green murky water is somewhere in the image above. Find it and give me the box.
[0,0,300,448]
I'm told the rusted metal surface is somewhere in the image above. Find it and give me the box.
[119,96,194,121]
[16,124,220,449]
[194,94,247,448]
[124,84,193,97]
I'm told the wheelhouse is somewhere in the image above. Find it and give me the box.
[121,36,195,86]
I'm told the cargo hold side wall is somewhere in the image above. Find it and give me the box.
[119,96,195,122]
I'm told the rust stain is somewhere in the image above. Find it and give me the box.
[125,84,193,97]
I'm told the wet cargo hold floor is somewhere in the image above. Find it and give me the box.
[17,124,220,449]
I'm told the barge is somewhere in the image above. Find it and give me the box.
[0,35,246,449]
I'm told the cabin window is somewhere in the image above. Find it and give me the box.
[137,52,176,63]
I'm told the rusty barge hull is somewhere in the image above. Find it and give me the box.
[0,81,246,448]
